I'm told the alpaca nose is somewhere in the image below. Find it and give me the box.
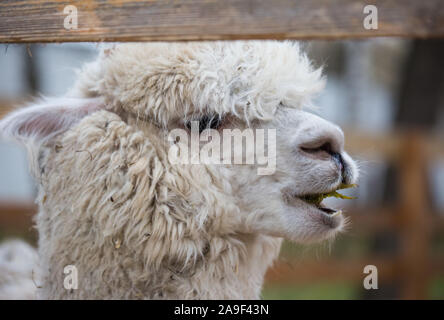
[300,135,348,183]
[300,140,345,171]
[298,126,345,161]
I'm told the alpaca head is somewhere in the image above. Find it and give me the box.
[1,41,358,252]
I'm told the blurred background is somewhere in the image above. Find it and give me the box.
[0,39,443,299]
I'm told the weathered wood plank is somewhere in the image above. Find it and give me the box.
[0,202,37,232]
[0,0,443,43]
[397,133,430,299]
[265,258,399,284]
[265,256,444,285]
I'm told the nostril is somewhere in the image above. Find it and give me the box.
[300,142,333,156]
[331,152,348,183]
[331,152,344,170]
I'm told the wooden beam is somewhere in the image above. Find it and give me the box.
[348,207,397,232]
[0,99,25,119]
[0,0,443,43]
[265,256,444,285]
[397,133,431,299]
[0,202,37,233]
[265,258,398,284]
[344,128,402,161]
[344,128,444,161]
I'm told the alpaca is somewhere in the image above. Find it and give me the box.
[0,41,358,299]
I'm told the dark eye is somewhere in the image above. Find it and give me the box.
[185,114,223,133]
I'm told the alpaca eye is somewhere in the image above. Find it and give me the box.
[185,114,223,133]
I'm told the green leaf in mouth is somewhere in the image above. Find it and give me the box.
[301,184,357,206]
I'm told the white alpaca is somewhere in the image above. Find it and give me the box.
[0,41,358,299]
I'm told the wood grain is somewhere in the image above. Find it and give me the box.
[265,256,444,285]
[0,202,37,232]
[397,133,430,299]
[265,258,399,284]
[0,0,443,43]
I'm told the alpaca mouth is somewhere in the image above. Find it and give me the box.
[287,184,357,216]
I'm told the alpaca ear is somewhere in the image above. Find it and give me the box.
[0,97,104,144]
